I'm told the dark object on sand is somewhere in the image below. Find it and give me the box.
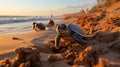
[47,19,54,26]
[55,23,88,49]
[12,37,23,40]
[32,22,45,31]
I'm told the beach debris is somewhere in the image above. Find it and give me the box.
[0,47,41,67]
[12,37,23,40]
[55,23,88,49]
[32,22,45,31]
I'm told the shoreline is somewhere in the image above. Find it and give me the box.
[0,19,62,60]
[0,19,62,35]
[0,19,64,54]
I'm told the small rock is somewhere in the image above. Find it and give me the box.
[48,54,64,63]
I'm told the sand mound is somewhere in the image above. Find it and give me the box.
[91,31,120,53]
[77,13,120,35]
[74,46,98,67]
[49,42,83,65]
[48,31,120,66]
[64,3,120,35]
[0,47,41,67]
[62,3,120,67]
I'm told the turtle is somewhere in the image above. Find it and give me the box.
[55,23,88,49]
[32,22,45,31]
[47,19,54,26]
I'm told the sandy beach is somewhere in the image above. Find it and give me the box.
[0,19,64,54]
[0,1,120,67]
[0,31,43,57]
[0,21,72,67]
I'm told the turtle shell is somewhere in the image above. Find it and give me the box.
[68,24,87,37]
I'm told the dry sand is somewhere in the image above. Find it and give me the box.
[0,30,50,59]
[0,2,120,67]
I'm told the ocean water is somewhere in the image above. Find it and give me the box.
[0,16,62,35]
